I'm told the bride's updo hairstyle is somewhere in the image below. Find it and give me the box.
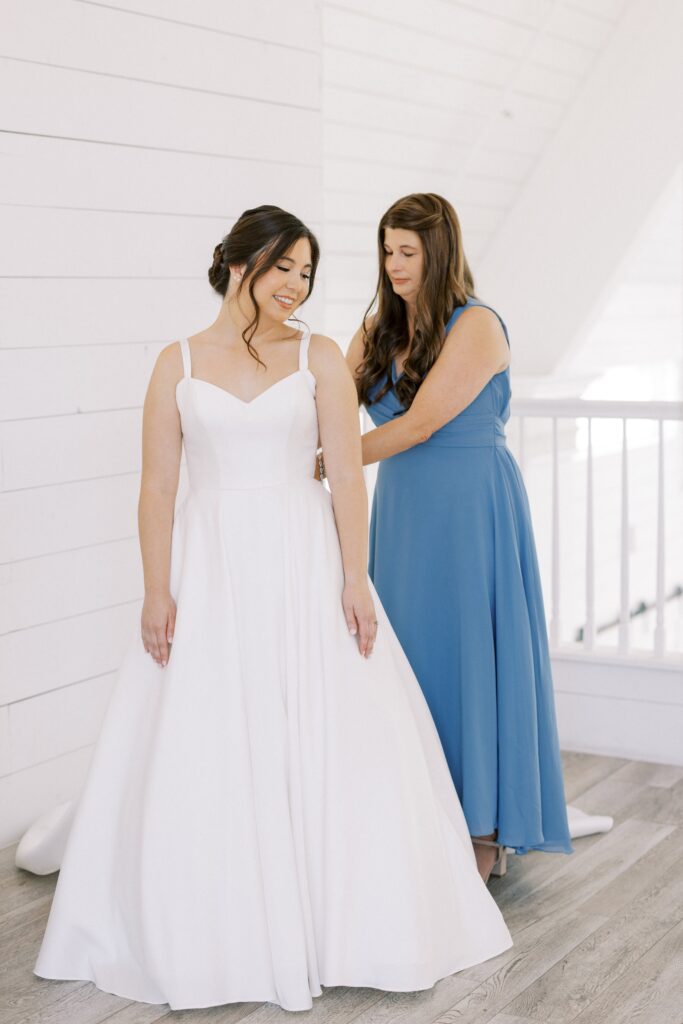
[208,204,320,368]
[355,192,476,410]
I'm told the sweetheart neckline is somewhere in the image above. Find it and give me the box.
[176,369,314,407]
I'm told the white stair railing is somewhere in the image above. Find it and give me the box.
[510,399,683,660]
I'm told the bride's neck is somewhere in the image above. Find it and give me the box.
[212,294,282,345]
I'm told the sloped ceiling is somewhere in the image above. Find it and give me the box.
[322,0,683,391]
[322,0,632,345]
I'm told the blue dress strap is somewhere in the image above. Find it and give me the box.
[446,298,510,348]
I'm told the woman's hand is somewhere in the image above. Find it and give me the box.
[141,589,177,667]
[342,580,378,658]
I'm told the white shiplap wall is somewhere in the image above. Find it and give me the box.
[0,0,324,846]
[321,0,629,347]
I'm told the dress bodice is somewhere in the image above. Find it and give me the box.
[365,299,511,448]
[175,325,319,490]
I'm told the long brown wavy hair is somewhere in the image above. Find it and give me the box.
[208,204,320,370]
[355,193,476,409]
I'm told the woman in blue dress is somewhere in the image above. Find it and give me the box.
[345,193,573,882]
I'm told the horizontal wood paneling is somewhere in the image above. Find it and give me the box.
[457,0,624,28]
[1,538,143,634]
[323,5,592,90]
[0,60,321,159]
[324,159,520,207]
[0,343,162,421]
[0,207,244,278]
[0,602,140,706]
[5,0,319,109]
[0,709,9,777]
[320,0,631,353]
[324,86,554,154]
[1,410,143,488]
[0,745,94,849]
[8,674,116,774]
[1,0,324,842]
[323,48,564,129]
[0,133,323,221]
[1,474,140,562]
[324,123,536,183]
[0,279,216,347]
[75,0,321,51]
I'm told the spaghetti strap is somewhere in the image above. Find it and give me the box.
[179,338,192,378]
[298,324,311,373]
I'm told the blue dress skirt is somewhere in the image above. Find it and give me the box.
[366,299,572,855]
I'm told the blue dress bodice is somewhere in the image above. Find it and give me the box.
[366,298,511,449]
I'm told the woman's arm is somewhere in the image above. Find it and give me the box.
[310,333,377,657]
[345,322,366,402]
[358,306,509,466]
[138,343,183,666]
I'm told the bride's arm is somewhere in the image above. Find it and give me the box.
[309,333,377,658]
[138,343,183,666]
[346,307,509,466]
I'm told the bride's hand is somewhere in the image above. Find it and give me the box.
[141,589,177,667]
[342,580,378,658]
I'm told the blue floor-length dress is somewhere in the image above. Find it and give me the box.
[366,298,572,855]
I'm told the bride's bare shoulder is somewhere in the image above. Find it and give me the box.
[308,333,346,372]
[150,339,185,385]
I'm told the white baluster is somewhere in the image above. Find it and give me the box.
[585,417,595,650]
[618,418,630,653]
[550,417,561,647]
[654,418,666,656]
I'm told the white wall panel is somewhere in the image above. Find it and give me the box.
[0,207,227,278]
[0,279,217,348]
[5,0,318,108]
[0,708,10,778]
[553,655,683,766]
[0,746,94,849]
[478,0,683,375]
[0,602,140,707]
[8,673,116,774]
[324,49,565,129]
[1,411,143,489]
[1,475,140,562]
[0,344,161,420]
[77,0,320,51]
[1,134,322,222]
[2,539,142,634]
[2,0,323,844]
[0,61,319,158]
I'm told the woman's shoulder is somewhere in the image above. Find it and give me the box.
[308,332,345,368]
[447,298,509,342]
[309,332,343,355]
[153,339,186,380]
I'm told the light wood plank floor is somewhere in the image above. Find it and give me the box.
[2,751,683,1023]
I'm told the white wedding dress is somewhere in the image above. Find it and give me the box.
[34,325,512,1012]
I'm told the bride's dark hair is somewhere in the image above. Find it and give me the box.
[355,193,475,409]
[208,204,320,369]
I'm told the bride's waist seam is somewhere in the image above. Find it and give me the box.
[188,479,326,494]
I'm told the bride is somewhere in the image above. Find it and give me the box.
[33,205,512,1013]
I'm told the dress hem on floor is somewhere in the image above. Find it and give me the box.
[34,936,513,1013]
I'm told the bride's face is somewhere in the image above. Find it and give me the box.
[251,236,313,323]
